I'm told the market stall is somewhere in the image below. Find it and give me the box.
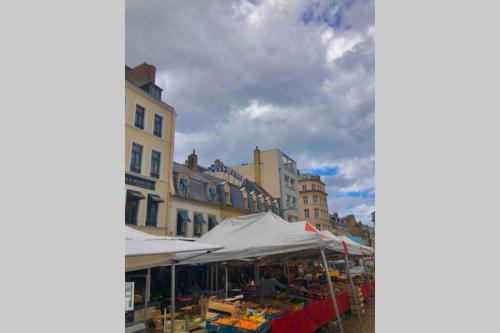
[173,212,359,333]
[125,226,224,331]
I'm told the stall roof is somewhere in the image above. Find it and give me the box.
[125,226,223,271]
[319,230,374,255]
[175,212,345,265]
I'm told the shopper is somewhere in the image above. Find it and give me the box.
[259,271,287,298]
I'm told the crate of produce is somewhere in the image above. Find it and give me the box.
[208,298,241,317]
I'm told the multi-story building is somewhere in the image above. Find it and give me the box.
[329,212,348,235]
[205,159,280,220]
[298,173,330,230]
[169,151,223,238]
[232,147,299,222]
[169,151,279,238]
[125,63,176,235]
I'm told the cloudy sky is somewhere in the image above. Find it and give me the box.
[126,0,374,226]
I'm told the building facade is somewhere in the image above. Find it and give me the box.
[125,63,176,236]
[232,147,299,222]
[298,173,330,230]
[168,151,280,238]
[329,212,348,235]
[205,159,280,220]
[169,151,223,238]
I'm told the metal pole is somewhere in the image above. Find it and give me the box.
[210,265,214,296]
[320,249,344,333]
[344,251,364,333]
[215,263,218,295]
[143,268,150,324]
[225,263,229,299]
[170,261,176,333]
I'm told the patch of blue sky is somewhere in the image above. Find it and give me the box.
[300,1,345,29]
[302,166,338,176]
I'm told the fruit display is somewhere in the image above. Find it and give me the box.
[213,317,236,326]
[234,313,266,331]
[241,301,259,308]
[263,307,282,315]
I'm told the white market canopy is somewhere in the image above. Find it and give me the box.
[319,230,374,256]
[125,226,223,272]
[176,212,348,265]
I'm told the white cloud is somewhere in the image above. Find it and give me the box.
[126,0,374,222]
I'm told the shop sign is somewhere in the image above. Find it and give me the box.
[125,282,134,311]
[125,174,155,190]
[209,162,245,182]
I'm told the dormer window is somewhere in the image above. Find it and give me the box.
[179,178,189,197]
[208,187,217,203]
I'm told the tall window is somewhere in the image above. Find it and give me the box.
[146,196,159,227]
[125,195,140,225]
[194,213,204,237]
[208,215,218,231]
[130,143,143,173]
[208,187,217,203]
[313,195,318,204]
[177,211,189,236]
[304,209,310,218]
[302,184,307,191]
[150,150,161,178]
[314,208,319,218]
[292,196,297,208]
[316,224,321,230]
[153,114,163,137]
[312,184,316,190]
[135,105,145,129]
[179,178,189,196]
[303,196,308,204]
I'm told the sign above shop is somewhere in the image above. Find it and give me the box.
[209,161,245,182]
[125,174,156,190]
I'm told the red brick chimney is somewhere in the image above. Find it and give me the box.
[127,62,156,87]
[186,149,198,171]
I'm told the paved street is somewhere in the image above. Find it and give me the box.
[330,298,375,333]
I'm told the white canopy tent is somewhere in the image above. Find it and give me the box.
[319,230,374,256]
[175,212,344,264]
[125,226,223,272]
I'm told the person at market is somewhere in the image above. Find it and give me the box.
[259,270,288,298]
[276,271,289,286]
[237,271,249,288]
[191,279,201,304]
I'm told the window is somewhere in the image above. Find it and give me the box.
[304,209,310,218]
[312,184,316,190]
[314,208,319,218]
[303,196,308,204]
[150,150,161,178]
[292,196,297,208]
[290,179,295,187]
[126,190,145,225]
[208,187,217,203]
[154,114,163,137]
[130,143,143,173]
[179,178,189,196]
[286,195,291,208]
[313,195,318,204]
[146,196,159,227]
[194,213,205,237]
[316,224,321,230]
[302,185,307,191]
[208,215,218,231]
[177,211,190,236]
[135,105,145,129]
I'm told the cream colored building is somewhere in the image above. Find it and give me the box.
[168,151,223,238]
[125,63,176,236]
[232,147,299,222]
[298,173,330,230]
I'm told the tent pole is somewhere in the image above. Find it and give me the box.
[320,249,344,333]
[143,267,150,324]
[210,265,214,296]
[215,263,218,295]
[225,263,229,299]
[170,261,176,333]
[344,250,364,333]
